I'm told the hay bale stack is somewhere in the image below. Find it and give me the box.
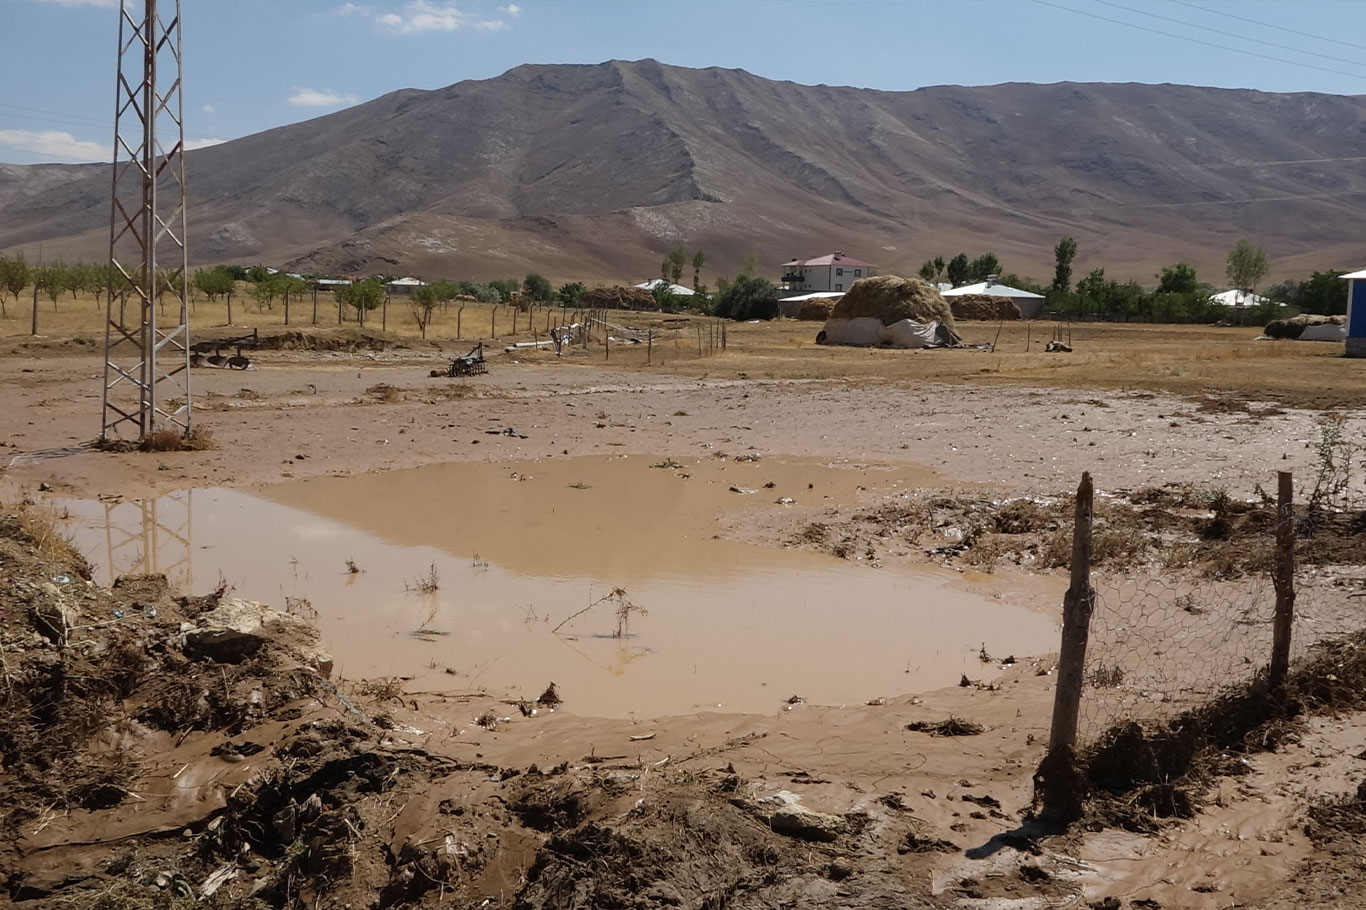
[797,298,837,321]
[830,276,959,341]
[1264,313,1345,339]
[582,286,657,310]
[948,294,1021,321]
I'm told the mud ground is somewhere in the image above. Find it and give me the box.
[4,334,1366,908]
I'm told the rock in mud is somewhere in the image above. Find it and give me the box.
[735,791,846,842]
[182,598,333,676]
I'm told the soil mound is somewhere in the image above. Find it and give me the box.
[830,275,959,339]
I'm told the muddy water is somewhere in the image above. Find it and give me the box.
[57,456,1060,717]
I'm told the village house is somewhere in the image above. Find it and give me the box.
[780,252,875,293]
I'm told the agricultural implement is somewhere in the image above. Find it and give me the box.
[190,329,259,369]
[431,343,488,377]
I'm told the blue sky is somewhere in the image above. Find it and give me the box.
[4,0,1366,165]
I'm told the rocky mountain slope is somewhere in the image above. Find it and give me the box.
[3,59,1364,283]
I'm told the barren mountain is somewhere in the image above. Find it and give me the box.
[3,59,1365,284]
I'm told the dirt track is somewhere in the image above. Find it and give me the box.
[4,332,1366,908]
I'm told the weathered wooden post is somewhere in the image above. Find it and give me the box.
[1036,471,1096,824]
[491,307,496,339]
[457,306,464,340]
[381,293,389,332]
[1271,471,1296,688]
[647,330,653,365]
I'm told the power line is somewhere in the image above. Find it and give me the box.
[1166,0,1366,55]
[0,101,222,142]
[1028,0,1366,82]
[1091,0,1366,71]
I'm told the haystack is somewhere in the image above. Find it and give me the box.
[1263,313,1345,340]
[582,286,657,310]
[797,298,837,321]
[817,276,961,348]
[948,294,1021,321]
[832,276,958,333]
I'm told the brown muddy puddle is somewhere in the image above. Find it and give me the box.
[56,455,1060,717]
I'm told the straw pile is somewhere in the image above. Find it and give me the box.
[797,298,837,320]
[1264,313,1344,340]
[582,286,657,310]
[830,276,959,340]
[948,294,1021,321]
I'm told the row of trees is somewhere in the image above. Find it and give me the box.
[917,251,1005,288]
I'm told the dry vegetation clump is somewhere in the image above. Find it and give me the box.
[138,425,217,452]
[905,716,985,736]
[365,382,403,403]
[796,483,1353,579]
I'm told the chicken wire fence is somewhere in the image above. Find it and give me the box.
[1059,467,1366,749]
[1077,568,1360,742]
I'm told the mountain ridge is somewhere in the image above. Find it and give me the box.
[2,59,1364,284]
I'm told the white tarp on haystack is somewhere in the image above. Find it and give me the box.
[817,317,953,348]
[1299,322,1347,342]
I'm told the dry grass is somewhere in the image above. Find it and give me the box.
[12,505,86,570]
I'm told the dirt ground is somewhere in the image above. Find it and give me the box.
[4,320,1366,909]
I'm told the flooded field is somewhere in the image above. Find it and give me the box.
[56,455,1060,716]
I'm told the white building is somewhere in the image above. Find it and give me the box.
[633,279,696,296]
[1210,289,1269,308]
[781,252,875,293]
[941,278,1047,320]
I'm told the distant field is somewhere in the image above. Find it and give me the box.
[1,291,1355,409]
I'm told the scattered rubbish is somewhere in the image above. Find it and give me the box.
[1044,340,1072,353]
[729,486,756,495]
[776,497,797,505]
[734,454,761,462]
[537,682,561,709]
[629,733,656,742]
[866,697,887,706]
[53,573,71,585]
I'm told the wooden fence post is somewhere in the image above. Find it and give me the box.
[647,330,653,365]
[1037,471,1095,824]
[1271,470,1296,688]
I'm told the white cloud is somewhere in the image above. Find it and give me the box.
[0,129,110,163]
[336,2,368,16]
[501,3,521,15]
[202,103,215,114]
[375,1,509,35]
[287,87,360,108]
[185,137,227,151]
[28,0,118,7]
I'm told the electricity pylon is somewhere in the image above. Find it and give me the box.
[101,0,191,442]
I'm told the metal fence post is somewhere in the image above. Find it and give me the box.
[1271,470,1296,688]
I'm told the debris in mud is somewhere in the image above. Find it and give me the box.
[537,681,562,708]
[734,791,847,842]
[907,716,986,736]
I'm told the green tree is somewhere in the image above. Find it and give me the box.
[248,275,278,311]
[740,251,760,279]
[337,277,385,325]
[1051,236,1077,297]
[714,275,779,321]
[487,278,519,303]
[1,254,30,316]
[523,272,552,303]
[61,262,86,299]
[410,284,439,338]
[691,249,706,289]
[945,253,970,287]
[1226,239,1270,293]
[193,266,235,302]
[665,245,688,286]
[1157,262,1199,295]
[557,281,586,308]
[918,260,937,282]
[967,252,1002,283]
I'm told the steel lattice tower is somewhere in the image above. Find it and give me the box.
[101,0,191,442]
